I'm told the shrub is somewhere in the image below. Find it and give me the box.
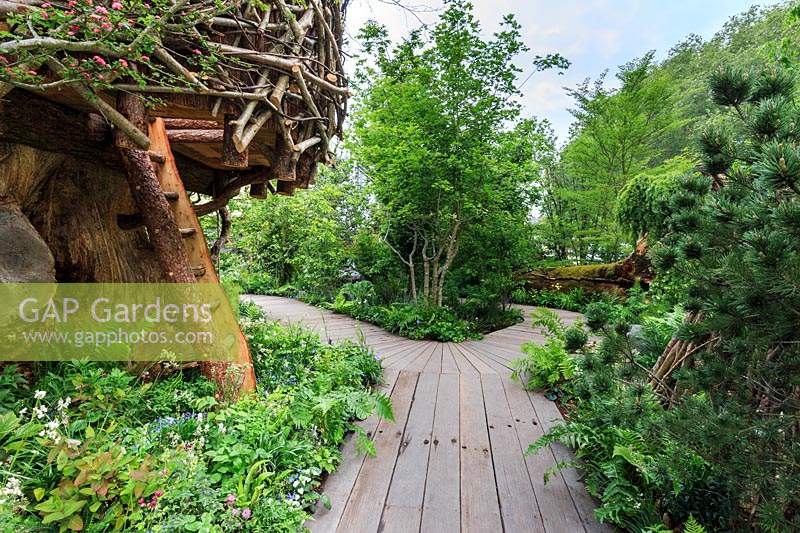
[564,323,589,352]
[512,309,576,391]
[512,286,606,312]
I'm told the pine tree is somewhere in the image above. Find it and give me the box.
[652,65,800,530]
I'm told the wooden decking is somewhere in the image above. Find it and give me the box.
[246,295,611,533]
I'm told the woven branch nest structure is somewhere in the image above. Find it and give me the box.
[0,0,350,199]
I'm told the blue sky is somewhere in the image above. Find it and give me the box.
[345,0,784,142]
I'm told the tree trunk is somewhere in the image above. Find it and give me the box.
[115,93,195,283]
[408,256,417,302]
[210,207,231,264]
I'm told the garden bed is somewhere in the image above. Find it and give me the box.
[0,305,391,532]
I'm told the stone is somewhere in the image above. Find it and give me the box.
[0,200,55,282]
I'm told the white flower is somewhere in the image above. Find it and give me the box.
[34,390,46,400]
[33,405,48,419]
[46,420,59,430]
[18,408,27,417]
[217,423,226,434]
[56,397,71,411]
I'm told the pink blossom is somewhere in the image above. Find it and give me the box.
[241,508,252,520]
[95,6,108,15]
[92,56,107,67]
[41,3,51,7]
[119,59,129,68]
[40,11,49,19]
[140,55,149,62]
[193,49,202,55]
[111,1,123,9]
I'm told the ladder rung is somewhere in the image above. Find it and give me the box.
[192,266,206,277]
[148,151,166,164]
[180,228,197,238]
[163,191,179,201]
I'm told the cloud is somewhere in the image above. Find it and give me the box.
[343,0,783,141]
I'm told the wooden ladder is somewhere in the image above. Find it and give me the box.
[146,118,256,392]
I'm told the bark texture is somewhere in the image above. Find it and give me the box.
[116,93,195,283]
[520,237,653,296]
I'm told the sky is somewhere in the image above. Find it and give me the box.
[343,0,784,142]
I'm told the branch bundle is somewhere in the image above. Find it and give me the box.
[1,0,347,190]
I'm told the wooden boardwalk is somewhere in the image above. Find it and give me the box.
[246,296,611,533]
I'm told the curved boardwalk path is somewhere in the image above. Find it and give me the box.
[247,295,611,533]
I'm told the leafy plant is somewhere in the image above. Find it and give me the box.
[512,309,576,391]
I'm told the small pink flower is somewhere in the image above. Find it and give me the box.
[154,490,164,498]
[140,55,149,62]
[40,11,49,19]
[41,2,51,7]
[241,508,252,520]
[226,494,236,505]
[119,59,129,68]
[101,22,112,30]
[111,1,123,9]
[193,49,202,55]
[92,56,107,67]
[67,1,76,6]
[95,5,108,14]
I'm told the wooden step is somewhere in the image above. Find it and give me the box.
[192,265,206,277]
[180,228,197,238]
[148,151,165,164]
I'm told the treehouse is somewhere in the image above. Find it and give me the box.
[0,0,349,391]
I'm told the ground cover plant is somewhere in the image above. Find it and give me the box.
[0,309,390,532]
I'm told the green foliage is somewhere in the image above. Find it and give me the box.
[512,286,606,312]
[512,309,576,391]
[533,64,800,532]
[617,156,698,242]
[0,318,389,532]
[564,324,589,352]
[223,165,370,302]
[537,52,683,262]
[353,1,559,305]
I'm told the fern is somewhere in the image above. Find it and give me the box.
[684,515,707,533]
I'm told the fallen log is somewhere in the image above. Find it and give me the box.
[520,238,653,296]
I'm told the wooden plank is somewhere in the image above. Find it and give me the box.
[502,378,586,533]
[337,371,419,532]
[440,343,460,374]
[528,392,613,533]
[449,342,479,375]
[380,372,439,533]
[404,342,439,373]
[460,374,502,533]
[422,343,444,374]
[383,341,435,371]
[421,373,461,533]
[451,343,497,375]
[307,369,400,533]
[482,373,545,532]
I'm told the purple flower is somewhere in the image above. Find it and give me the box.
[241,508,252,520]
[226,494,236,506]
